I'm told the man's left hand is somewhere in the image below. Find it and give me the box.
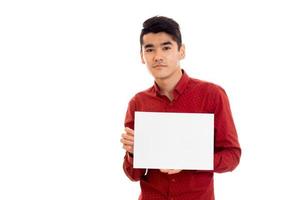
[160,169,182,175]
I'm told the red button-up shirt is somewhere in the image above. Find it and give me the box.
[123,70,241,200]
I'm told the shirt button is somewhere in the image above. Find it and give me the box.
[171,178,176,182]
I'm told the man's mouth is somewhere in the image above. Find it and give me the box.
[153,64,167,68]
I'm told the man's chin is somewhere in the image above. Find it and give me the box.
[153,74,168,80]
[150,70,170,80]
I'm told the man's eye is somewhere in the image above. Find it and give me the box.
[163,46,171,50]
[145,49,154,53]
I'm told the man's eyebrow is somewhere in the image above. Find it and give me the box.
[144,44,154,49]
[161,41,173,46]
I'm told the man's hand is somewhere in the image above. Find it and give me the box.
[120,127,134,154]
[160,169,182,175]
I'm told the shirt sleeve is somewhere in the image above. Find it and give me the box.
[122,97,146,181]
[213,86,241,173]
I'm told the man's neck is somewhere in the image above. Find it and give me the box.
[155,69,183,101]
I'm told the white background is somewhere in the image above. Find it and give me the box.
[0,0,299,199]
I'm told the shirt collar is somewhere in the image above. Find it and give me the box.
[153,69,190,97]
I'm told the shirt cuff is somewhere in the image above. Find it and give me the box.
[126,152,134,164]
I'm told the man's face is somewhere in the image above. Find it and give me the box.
[141,32,185,80]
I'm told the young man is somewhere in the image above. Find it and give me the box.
[120,16,241,200]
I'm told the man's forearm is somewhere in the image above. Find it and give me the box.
[214,147,241,173]
[123,152,146,181]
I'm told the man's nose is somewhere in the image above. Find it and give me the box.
[154,50,163,63]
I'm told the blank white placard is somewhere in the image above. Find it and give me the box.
[133,112,214,170]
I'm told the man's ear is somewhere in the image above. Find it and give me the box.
[140,51,145,64]
[179,44,185,59]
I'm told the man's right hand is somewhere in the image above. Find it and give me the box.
[120,127,134,154]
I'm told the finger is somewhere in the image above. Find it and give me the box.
[123,144,133,153]
[121,134,134,145]
[168,169,182,175]
[120,138,134,145]
[125,127,134,135]
[122,133,134,142]
[160,169,170,173]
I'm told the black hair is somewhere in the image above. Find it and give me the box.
[140,16,182,50]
